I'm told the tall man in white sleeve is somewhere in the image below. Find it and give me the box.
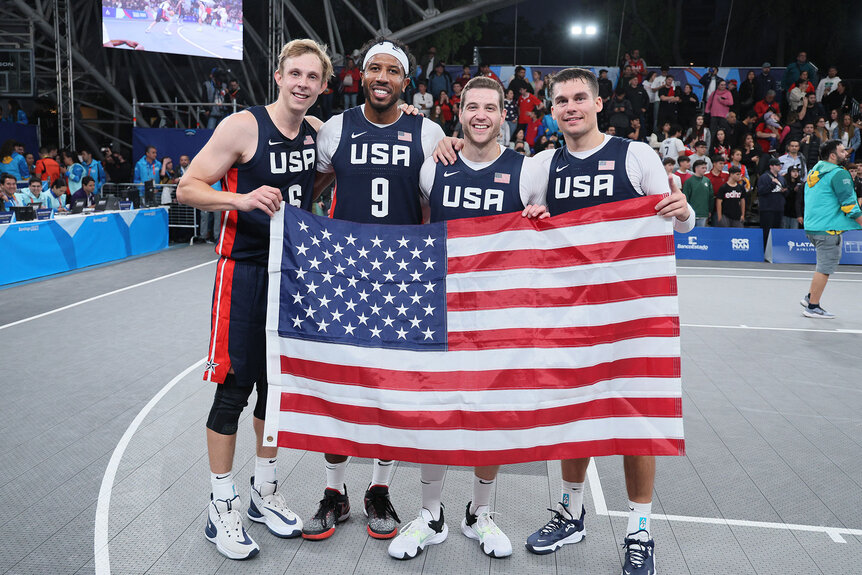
[303,36,446,542]
[525,67,693,575]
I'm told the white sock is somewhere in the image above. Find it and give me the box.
[626,500,652,539]
[211,471,237,501]
[371,459,394,487]
[254,456,277,489]
[420,463,447,520]
[325,460,348,493]
[558,480,585,515]
[470,475,495,514]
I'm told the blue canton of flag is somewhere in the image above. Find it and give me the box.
[276,206,447,351]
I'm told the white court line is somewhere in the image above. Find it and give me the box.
[176,27,223,58]
[679,274,862,282]
[681,323,862,335]
[94,358,206,575]
[679,265,862,275]
[586,460,859,543]
[0,260,216,331]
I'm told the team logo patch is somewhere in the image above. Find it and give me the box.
[494,172,510,184]
[398,131,413,142]
[598,160,615,170]
[304,135,315,145]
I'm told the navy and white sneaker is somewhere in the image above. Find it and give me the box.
[247,477,302,538]
[621,530,656,574]
[205,495,260,560]
[525,504,585,554]
[802,305,836,318]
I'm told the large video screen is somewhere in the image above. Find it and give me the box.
[101,1,243,60]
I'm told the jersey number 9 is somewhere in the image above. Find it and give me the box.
[371,177,389,218]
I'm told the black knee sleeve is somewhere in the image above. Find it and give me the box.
[206,374,252,435]
[252,377,268,421]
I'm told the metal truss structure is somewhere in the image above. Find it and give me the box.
[0,0,519,153]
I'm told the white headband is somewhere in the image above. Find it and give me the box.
[362,41,409,75]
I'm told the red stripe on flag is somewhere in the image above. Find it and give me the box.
[447,276,678,311]
[448,317,680,350]
[280,393,682,431]
[446,193,664,239]
[447,234,674,274]
[281,356,680,392]
[276,432,685,466]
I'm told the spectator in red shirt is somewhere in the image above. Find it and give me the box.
[517,86,542,134]
[525,107,544,149]
[35,147,61,184]
[626,49,647,83]
[478,62,502,84]
[338,56,361,110]
[705,156,729,224]
[436,91,453,129]
[675,156,693,186]
[454,65,472,90]
[754,90,780,119]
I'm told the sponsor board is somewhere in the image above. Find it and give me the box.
[674,227,764,261]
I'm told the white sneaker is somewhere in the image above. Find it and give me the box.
[205,495,260,560]
[461,502,512,558]
[387,507,448,560]
[247,477,303,538]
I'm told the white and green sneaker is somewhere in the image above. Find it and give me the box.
[461,501,512,558]
[387,506,448,560]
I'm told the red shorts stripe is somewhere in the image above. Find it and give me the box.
[276,432,685,465]
[447,234,674,274]
[279,393,682,432]
[216,169,239,258]
[280,356,681,392]
[445,194,663,239]
[448,317,680,350]
[205,257,236,383]
[447,276,678,311]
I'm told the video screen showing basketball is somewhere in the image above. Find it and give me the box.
[101,0,242,60]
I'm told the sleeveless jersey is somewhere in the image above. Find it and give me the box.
[330,107,425,225]
[545,136,641,215]
[429,148,525,222]
[218,106,317,265]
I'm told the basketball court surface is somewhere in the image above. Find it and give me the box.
[1,245,860,574]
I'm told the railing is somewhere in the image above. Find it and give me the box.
[101,182,197,232]
[131,99,246,129]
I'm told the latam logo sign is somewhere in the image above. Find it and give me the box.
[770,229,862,265]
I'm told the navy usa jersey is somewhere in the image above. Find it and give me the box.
[545,136,641,215]
[218,105,317,265]
[429,148,525,222]
[330,107,425,225]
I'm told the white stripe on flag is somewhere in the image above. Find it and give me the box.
[446,214,668,257]
[276,412,685,451]
[447,256,677,293]
[278,376,682,411]
[446,296,679,332]
[278,336,679,372]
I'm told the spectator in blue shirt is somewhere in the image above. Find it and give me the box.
[62,150,86,196]
[1,172,25,210]
[80,147,106,195]
[5,100,28,124]
[134,146,162,186]
[428,63,452,99]
[10,141,29,179]
[43,178,68,212]
[21,177,49,208]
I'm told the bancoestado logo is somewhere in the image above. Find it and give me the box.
[731,238,750,251]
[676,235,708,251]
[787,240,815,252]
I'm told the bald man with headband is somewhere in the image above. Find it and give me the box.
[304,37,446,543]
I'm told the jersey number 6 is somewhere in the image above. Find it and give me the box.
[371,177,389,218]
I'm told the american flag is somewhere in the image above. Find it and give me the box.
[598,160,615,170]
[494,172,511,184]
[263,196,683,465]
[397,130,412,142]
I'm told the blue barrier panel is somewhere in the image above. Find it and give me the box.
[769,228,862,265]
[126,208,169,255]
[132,127,214,169]
[674,226,764,261]
[0,208,169,285]
[0,221,74,284]
[73,214,131,268]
